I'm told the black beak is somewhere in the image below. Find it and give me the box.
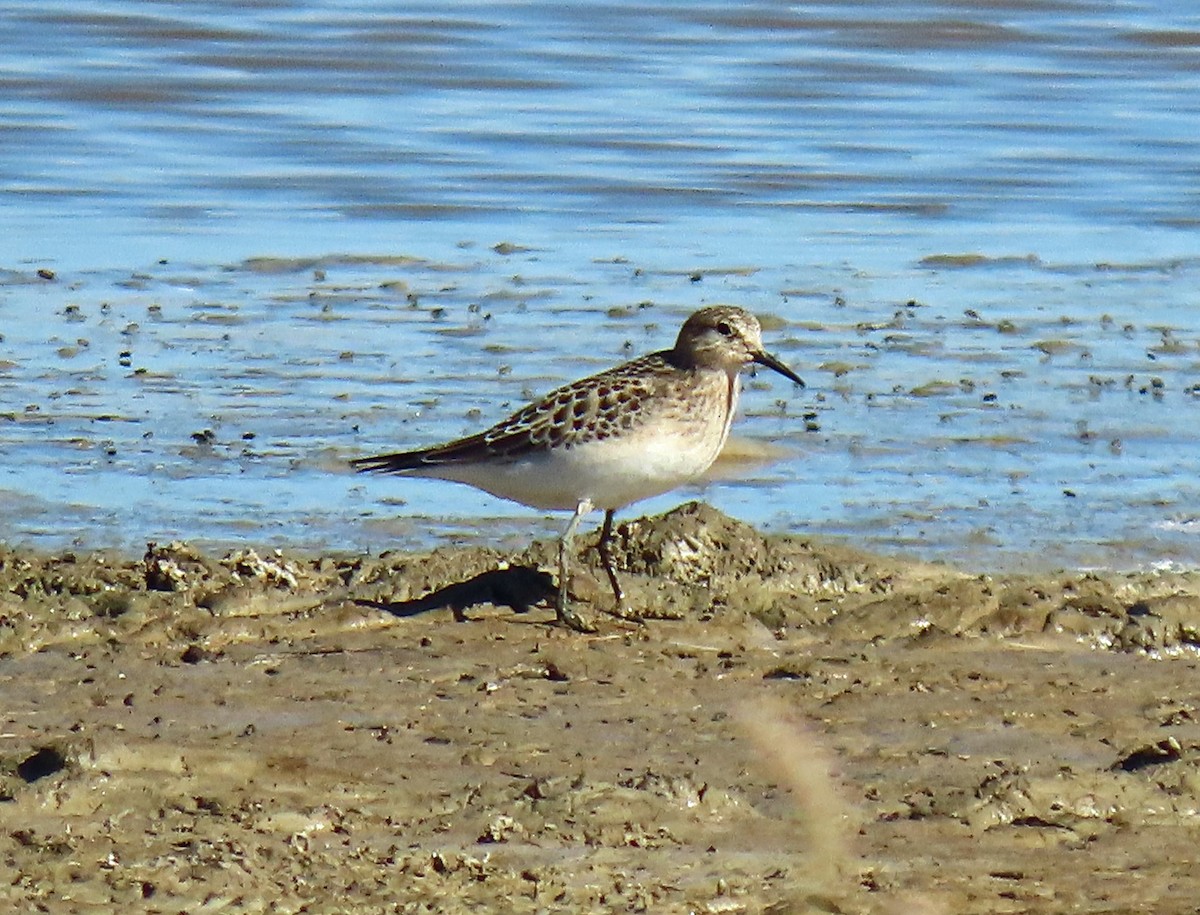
[753,350,805,388]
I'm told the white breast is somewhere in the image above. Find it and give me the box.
[421,373,740,512]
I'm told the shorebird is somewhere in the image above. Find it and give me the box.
[351,305,803,631]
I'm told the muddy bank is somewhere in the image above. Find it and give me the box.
[3,502,1200,913]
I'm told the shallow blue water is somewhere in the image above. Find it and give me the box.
[2,1,1199,569]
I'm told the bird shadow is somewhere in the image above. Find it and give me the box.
[353,565,556,622]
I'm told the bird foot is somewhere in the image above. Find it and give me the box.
[597,601,644,627]
[555,598,596,633]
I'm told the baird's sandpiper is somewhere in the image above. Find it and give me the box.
[352,305,804,631]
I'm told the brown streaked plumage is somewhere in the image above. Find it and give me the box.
[352,306,804,631]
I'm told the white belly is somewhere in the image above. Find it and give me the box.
[421,409,734,512]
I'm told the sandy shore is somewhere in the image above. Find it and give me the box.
[3,502,1200,913]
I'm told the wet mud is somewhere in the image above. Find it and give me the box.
[3,502,1200,912]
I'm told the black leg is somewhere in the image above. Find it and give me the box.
[597,509,626,611]
[556,499,595,632]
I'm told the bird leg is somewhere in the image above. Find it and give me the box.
[556,498,596,632]
[596,509,637,621]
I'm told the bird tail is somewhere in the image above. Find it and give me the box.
[350,428,495,474]
[349,450,433,475]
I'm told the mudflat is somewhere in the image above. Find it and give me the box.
[3,502,1199,913]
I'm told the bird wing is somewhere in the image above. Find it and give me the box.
[351,350,679,474]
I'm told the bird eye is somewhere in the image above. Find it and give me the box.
[715,321,733,337]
